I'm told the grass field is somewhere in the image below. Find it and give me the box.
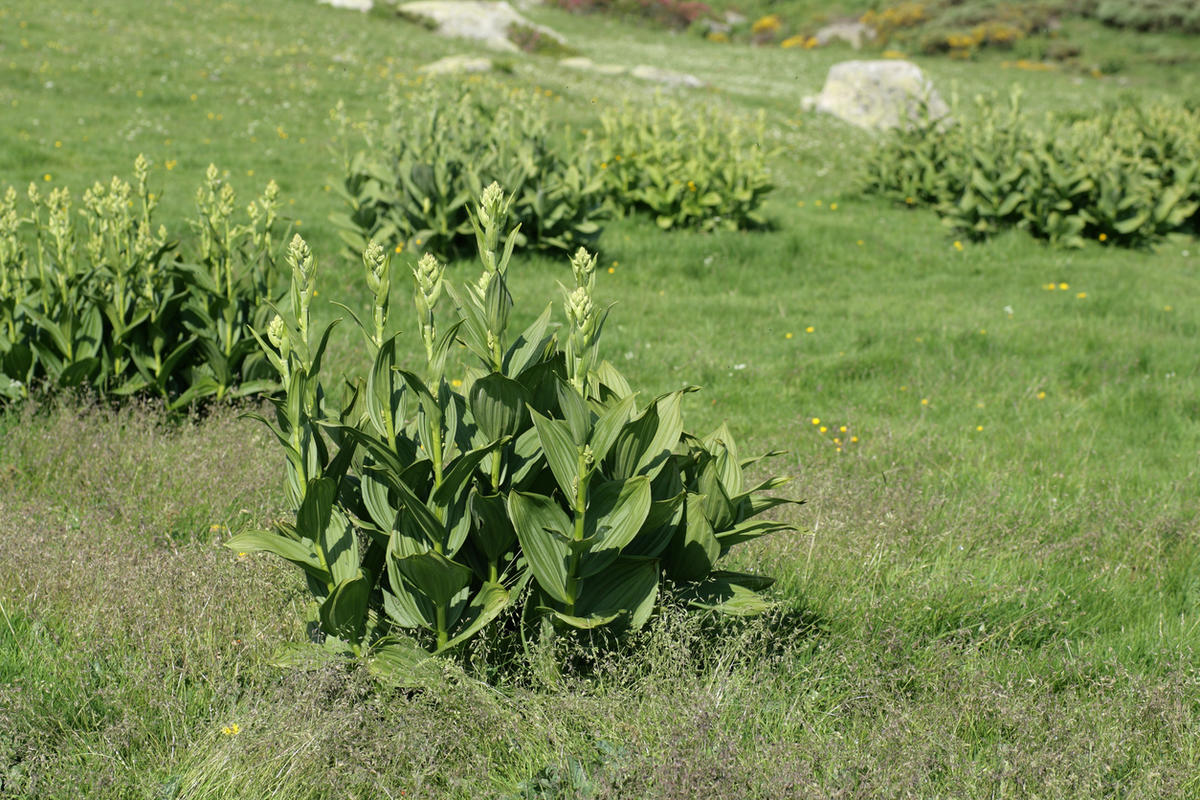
[2,0,1199,797]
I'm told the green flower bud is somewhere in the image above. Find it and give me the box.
[267,314,287,350]
[363,240,387,293]
[570,247,597,291]
[414,252,444,306]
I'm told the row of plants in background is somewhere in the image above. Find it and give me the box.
[332,77,775,257]
[229,184,799,682]
[861,89,1200,248]
[0,158,288,404]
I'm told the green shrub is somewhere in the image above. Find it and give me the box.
[331,79,607,261]
[1076,0,1200,33]
[861,89,1200,248]
[228,184,799,681]
[0,158,286,404]
[597,102,775,231]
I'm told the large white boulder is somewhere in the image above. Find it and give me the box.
[803,60,948,131]
[397,1,566,52]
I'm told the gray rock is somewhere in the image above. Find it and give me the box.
[629,64,705,89]
[559,58,702,88]
[418,55,494,75]
[559,56,628,76]
[802,60,948,131]
[397,1,566,52]
[319,0,373,9]
[814,21,876,50]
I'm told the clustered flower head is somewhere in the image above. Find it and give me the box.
[570,246,596,293]
[413,251,445,360]
[286,234,317,340]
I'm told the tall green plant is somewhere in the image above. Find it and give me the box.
[597,101,775,231]
[229,183,800,681]
[331,79,607,261]
[0,158,287,404]
[862,90,1200,248]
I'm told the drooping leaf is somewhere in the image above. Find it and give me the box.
[508,490,573,605]
[318,573,369,644]
[530,408,580,501]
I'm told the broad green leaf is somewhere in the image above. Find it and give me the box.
[469,489,516,563]
[716,519,795,550]
[589,393,636,464]
[393,550,473,607]
[530,408,580,501]
[468,372,528,441]
[382,584,434,629]
[698,458,734,532]
[438,581,510,652]
[664,493,720,582]
[554,378,592,445]
[575,556,659,631]
[322,508,361,586]
[318,573,369,644]
[680,574,773,616]
[225,529,328,583]
[508,490,573,605]
[547,609,621,629]
[503,302,554,377]
[366,334,402,441]
[367,638,443,688]
[702,423,743,496]
[625,490,685,558]
[578,476,651,579]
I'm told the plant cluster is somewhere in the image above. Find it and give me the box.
[0,158,286,404]
[334,80,777,250]
[1072,0,1200,33]
[331,80,607,261]
[597,103,775,231]
[862,0,1056,59]
[228,184,798,681]
[861,90,1200,248]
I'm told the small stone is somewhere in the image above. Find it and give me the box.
[629,64,705,88]
[559,56,628,76]
[418,55,494,75]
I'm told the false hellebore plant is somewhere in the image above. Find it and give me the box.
[228,184,801,682]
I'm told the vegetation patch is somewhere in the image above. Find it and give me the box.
[862,90,1200,247]
[0,159,289,405]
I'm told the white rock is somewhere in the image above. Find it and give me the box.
[629,64,705,88]
[804,60,948,131]
[559,56,628,76]
[397,1,566,52]
[319,0,373,9]
[418,55,494,75]
[814,21,876,50]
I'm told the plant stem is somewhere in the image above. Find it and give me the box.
[564,446,588,615]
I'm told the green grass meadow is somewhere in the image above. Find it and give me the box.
[2,0,1199,797]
